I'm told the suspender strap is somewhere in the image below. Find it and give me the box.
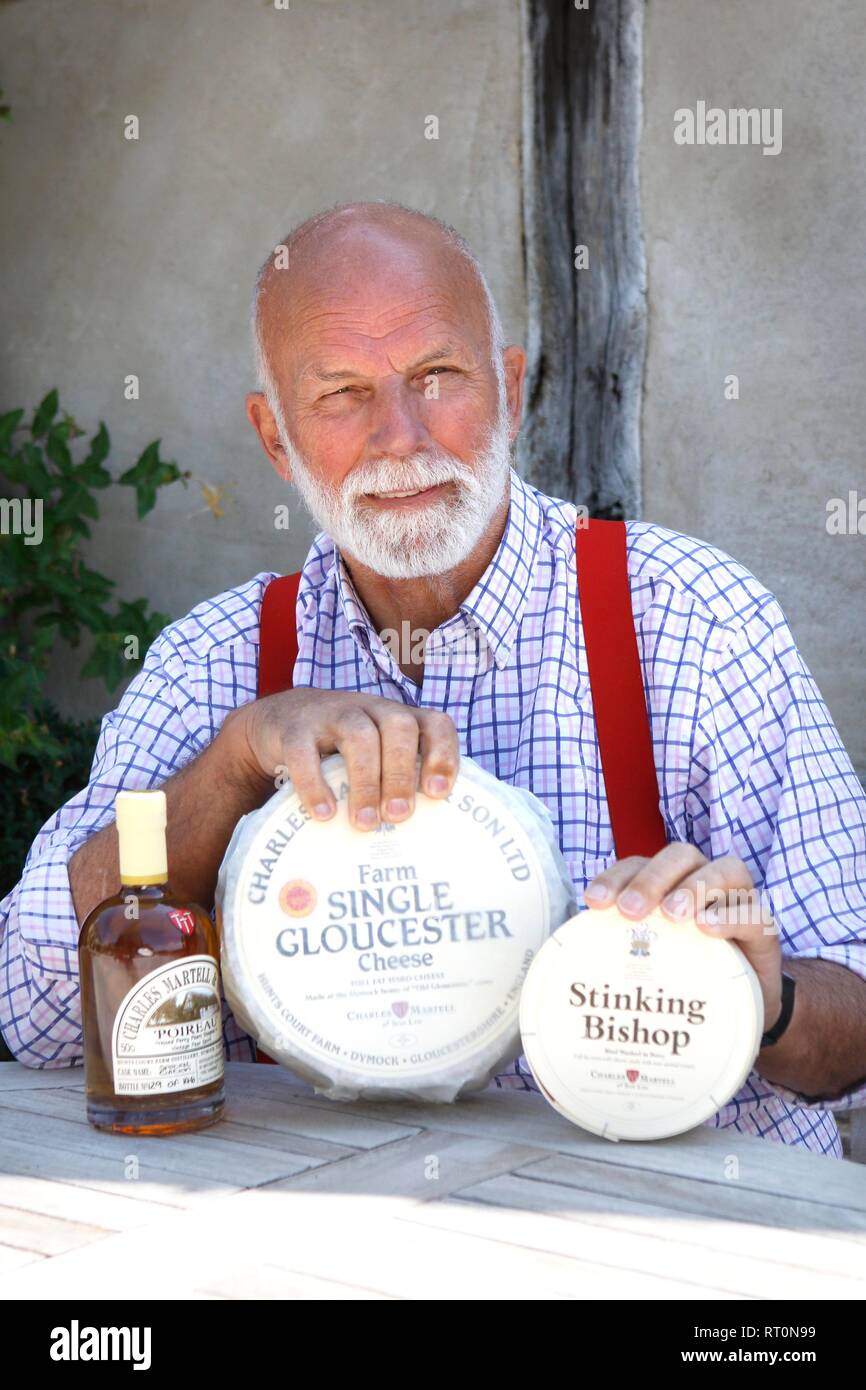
[254,571,301,1061]
[575,519,667,858]
[257,570,302,699]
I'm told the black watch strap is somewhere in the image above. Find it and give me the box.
[760,972,796,1048]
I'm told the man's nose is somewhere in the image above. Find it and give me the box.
[366,379,430,458]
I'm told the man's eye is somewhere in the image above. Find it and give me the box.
[420,367,456,382]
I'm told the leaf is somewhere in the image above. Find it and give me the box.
[13,445,52,496]
[31,390,59,438]
[79,422,111,487]
[119,440,185,517]
[0,409,24,452]
[80,636,126,689]
[53,482,96,524]
[46,427,73,474]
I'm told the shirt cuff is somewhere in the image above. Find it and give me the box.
[0,836,92,1066]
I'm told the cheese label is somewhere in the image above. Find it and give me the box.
[217,755,576,1099]
[519,908,764,1141]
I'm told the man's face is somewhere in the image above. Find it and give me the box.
[251,237,525,578]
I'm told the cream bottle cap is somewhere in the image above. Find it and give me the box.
[115,790,168,885]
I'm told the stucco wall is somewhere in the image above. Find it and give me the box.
[4,0,863,778]
[0,0,525,720]
[640,0,866,773]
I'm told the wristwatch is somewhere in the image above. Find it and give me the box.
[760,972,796,1048]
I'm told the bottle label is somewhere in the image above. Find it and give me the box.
[111,955,224,1096]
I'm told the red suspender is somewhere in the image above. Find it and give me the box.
[575,519,667,858]
[254,571,302,1062]
[257,570,302,700]
[252,520,664,1062]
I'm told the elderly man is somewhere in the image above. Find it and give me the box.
[2,202,865,1157]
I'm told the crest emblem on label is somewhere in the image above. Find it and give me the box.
[626,1069,640,1083]
[629,924,655,957]
[392,1001,409,1019]
[279,880,317,917]
[168,909,195,937]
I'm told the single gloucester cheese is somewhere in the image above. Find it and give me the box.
[519,907,764,1141]
[216,753,575,1102]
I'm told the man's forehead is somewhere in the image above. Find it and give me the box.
[258,221,492,378]
[271,289,487,384]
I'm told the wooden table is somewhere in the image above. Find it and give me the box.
[1,1060,865,1300]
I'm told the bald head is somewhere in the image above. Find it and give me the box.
[251,201,504,410]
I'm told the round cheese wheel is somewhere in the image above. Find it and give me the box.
[519,907,764,1141]
[216,753,575,1101]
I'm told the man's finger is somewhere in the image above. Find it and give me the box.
[416,709,460,798]
[331,708,382,830]
[583,856,650,908]
[659,855,758,924]
[279,743,337,821]
[608,842,709,917]
[369,705,421,820]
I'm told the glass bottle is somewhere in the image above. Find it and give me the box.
[78,789,225,1134]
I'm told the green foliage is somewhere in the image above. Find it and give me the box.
[120,441,186,518]
[0,705,101,902]
[0,390,189,771]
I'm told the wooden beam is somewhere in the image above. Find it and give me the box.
[519,0,646,518]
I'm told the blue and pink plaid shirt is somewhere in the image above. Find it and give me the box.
[3,468,866,1156]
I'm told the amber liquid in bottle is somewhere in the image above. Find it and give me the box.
[78,790,225,1135]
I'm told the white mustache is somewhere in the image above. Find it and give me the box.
[341,452,476,502]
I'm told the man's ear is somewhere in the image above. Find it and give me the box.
[245,391,293,481]
[502,345,527,441]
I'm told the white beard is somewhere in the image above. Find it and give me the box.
[275,407,513,580]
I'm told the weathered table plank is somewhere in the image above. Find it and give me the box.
[0,1066,85,1093]
[0,1097,332,1187]
[0,1060,862,1300]
[0,1202,113,1258]
[0,1172,183,1231]
[521,1152,866,1239]
[415,1174,866,1298]
[0,1241,45,1274]
[0,1133,237,1208]
[266,1130,544,1199]
[195,1263,396,1300]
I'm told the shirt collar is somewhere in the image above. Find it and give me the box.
[331,468,544,671]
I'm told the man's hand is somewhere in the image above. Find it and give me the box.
[583,843,784,1032]
[220,687,460,831]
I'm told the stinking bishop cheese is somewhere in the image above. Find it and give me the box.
[519,907,764,1141]
[216,754,575,1101]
